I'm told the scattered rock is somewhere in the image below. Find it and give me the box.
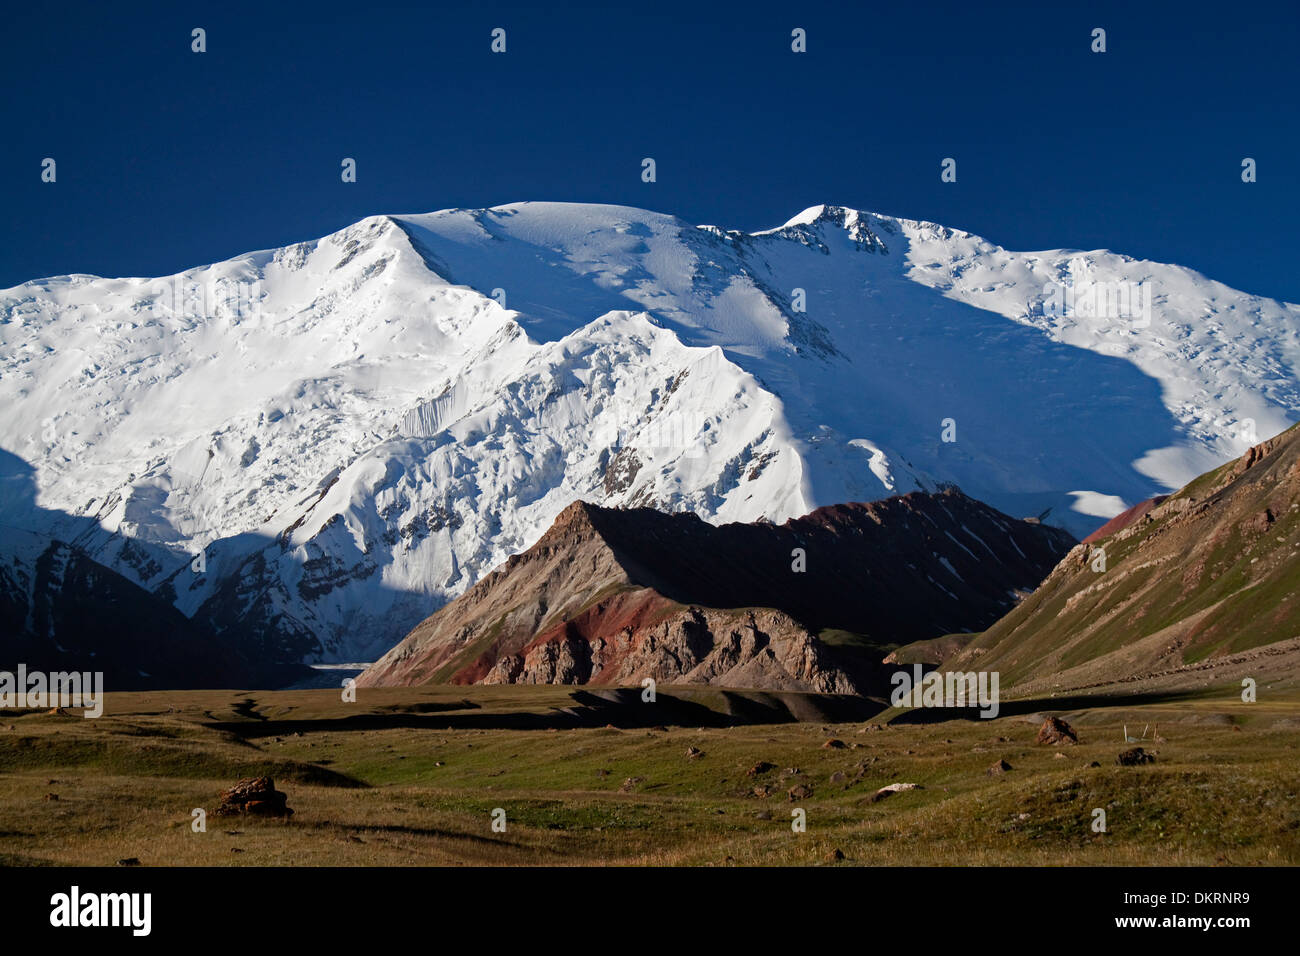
[871,782,922,802]
[619,776,644,793]
[787,783,814,801]
[746,761,776,777]
[825,848,845,862]
[822,738,847,749]
[752,785,771,798]
[754,809,773,820]
[844,763,868,786]
[1116,747,1156,766]
[214,777,293,817]
[1088,761,1101,768]
[43,793,59,801]
[116,858,141,867]
[685,746,704,759]
[1036,716,1078,745]
[829,771,846,785]
[1053,752,1067,759]
[987,759,1013,775]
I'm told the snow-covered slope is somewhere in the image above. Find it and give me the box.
[2,202,1297,665]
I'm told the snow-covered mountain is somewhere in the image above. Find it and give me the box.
[3,201,1298,666]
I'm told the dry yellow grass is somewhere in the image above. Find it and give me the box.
[2,684,1297,866]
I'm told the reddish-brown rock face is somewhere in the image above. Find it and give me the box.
[358,488,1074,693]
[1082,496,1169,545]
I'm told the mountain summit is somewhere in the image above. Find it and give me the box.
[2,202,1297,668]
[358,490,1075,692]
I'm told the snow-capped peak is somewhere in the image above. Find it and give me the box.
[3,200,1297,666]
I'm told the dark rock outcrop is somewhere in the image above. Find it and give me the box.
[0,528,267,689]
[1116,747,1156,766]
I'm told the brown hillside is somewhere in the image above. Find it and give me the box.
[941,424,1300,695]
[358,490,1075,692]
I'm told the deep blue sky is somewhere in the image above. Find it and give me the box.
[3,0,1298,300]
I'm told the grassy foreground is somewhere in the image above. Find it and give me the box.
[2,683,1298,866]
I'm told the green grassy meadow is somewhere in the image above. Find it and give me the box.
[2,683,1297,866]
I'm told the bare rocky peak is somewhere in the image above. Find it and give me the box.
[358,489,1075,693]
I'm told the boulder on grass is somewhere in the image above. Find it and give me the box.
[870,782,922,803]
[1036,717,1078,745]
[1116,747,1156,766]
[214,777,293,817]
